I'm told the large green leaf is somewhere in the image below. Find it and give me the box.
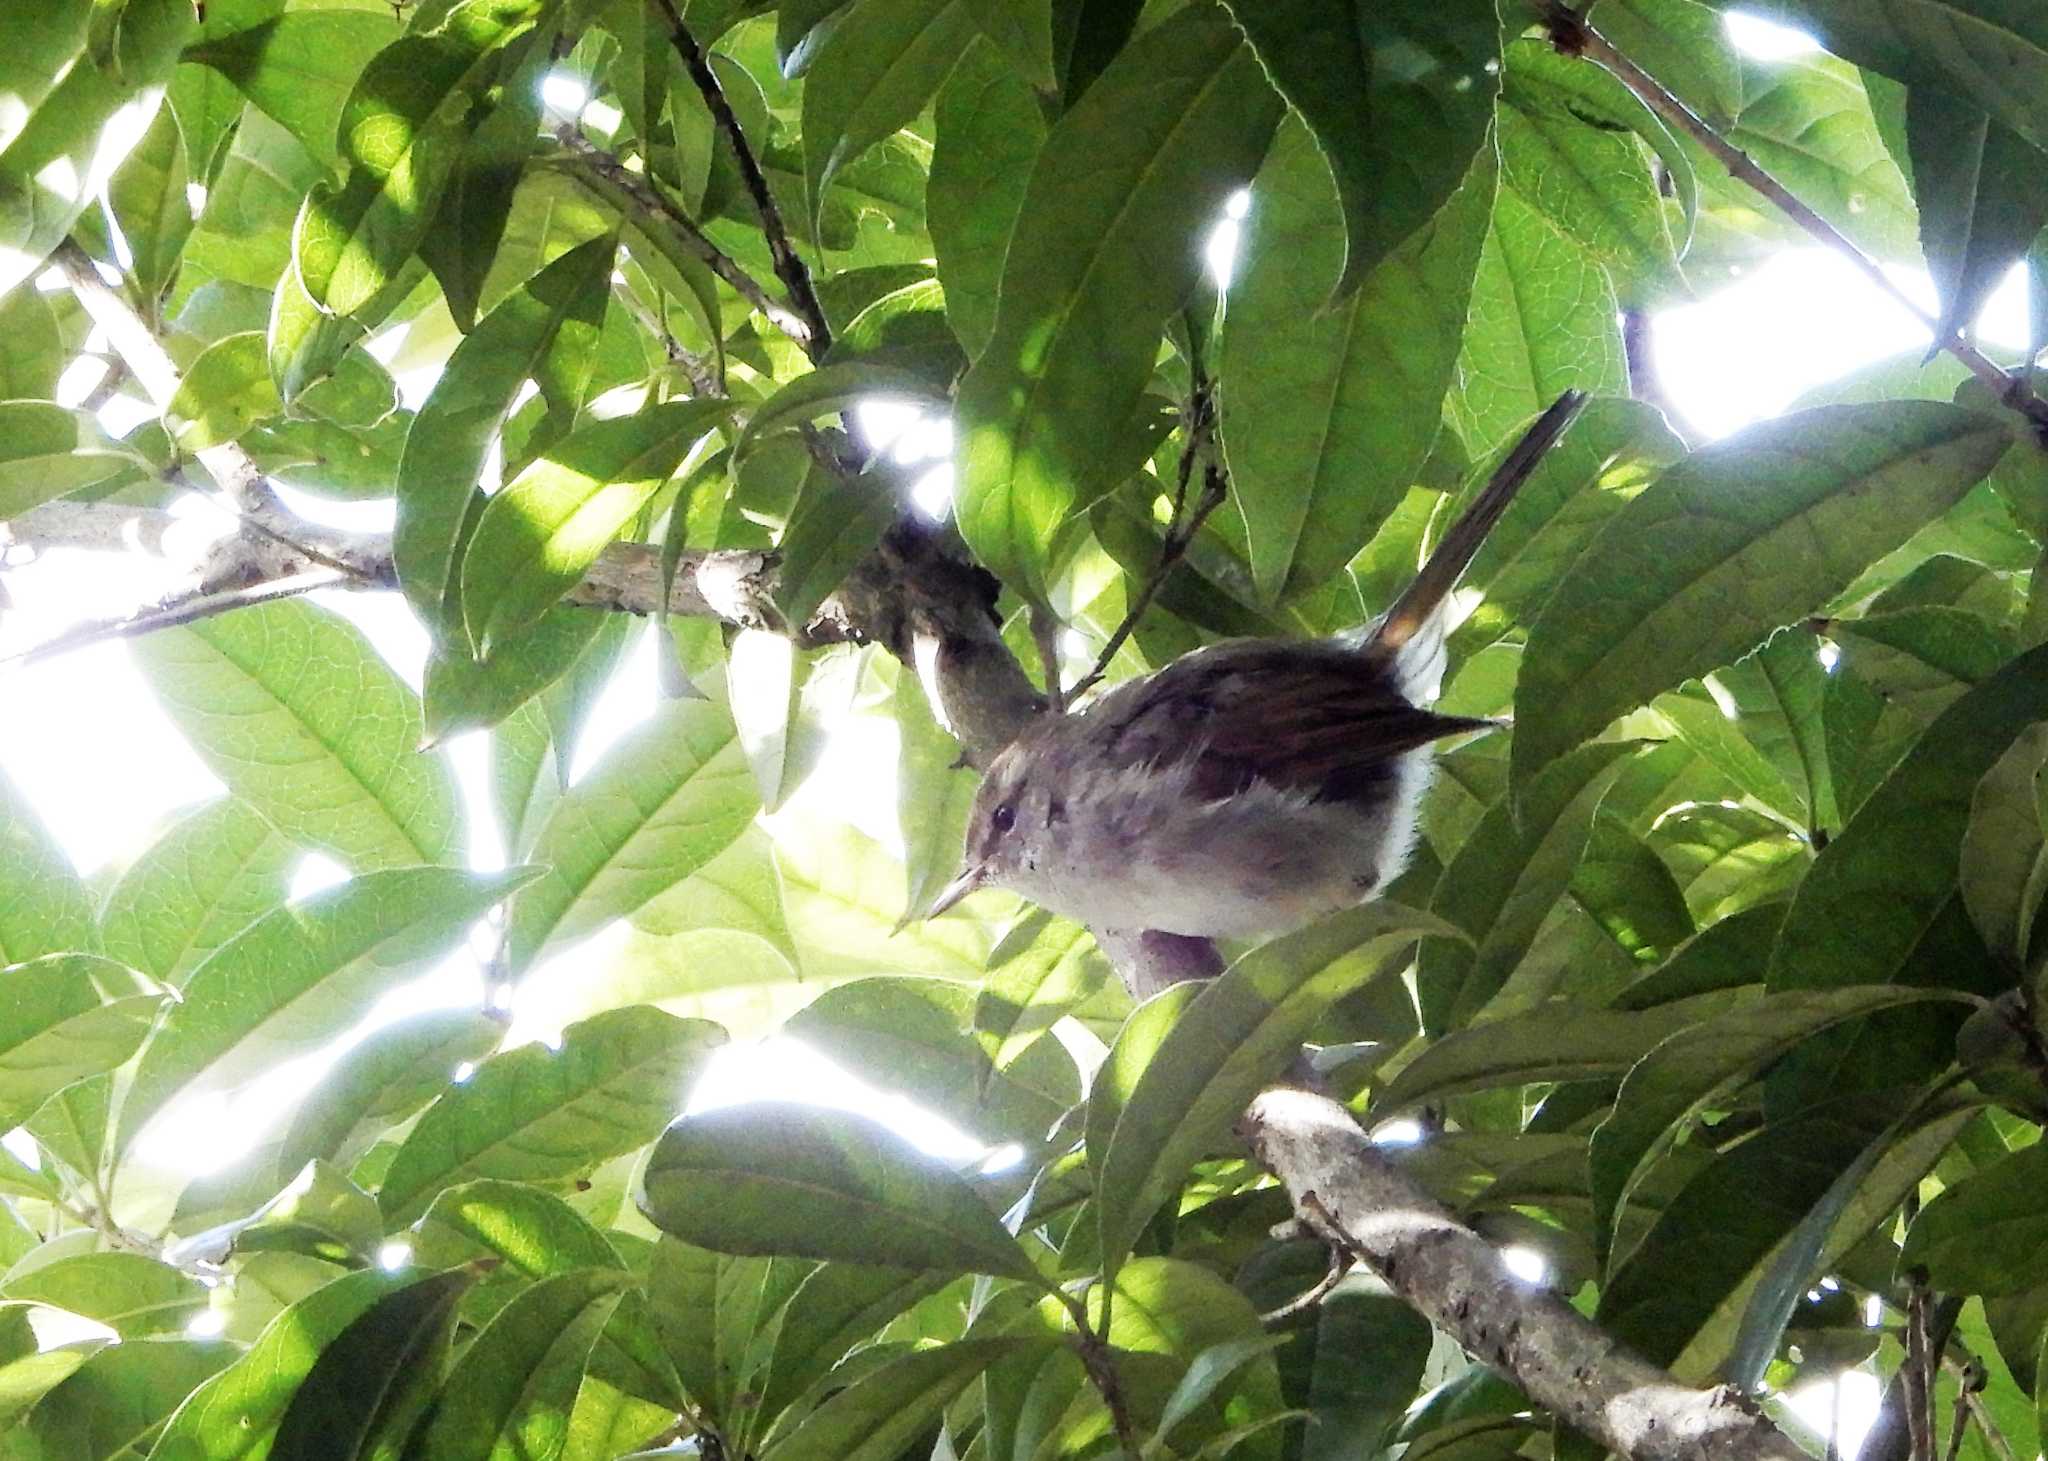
[292,1,543,318]
[1513,403,2009,790]
[0,0,190,299]
[0,954,166,1130]
[952,1,1281,595]
[1417,743,1635,1031]
[9,1336,232,1461]
[1091,902,1457,1278]
[184,10,399,181]
[927,38,1045,358]
[376,1006,725,1224]
[461,400,731,654]
[132,599,463,871]
[640,1104,1045,1283]
[116,866,535,1159]
[268,1267,475,1461]
[1586,985,1964,1251]
[1958,723,2048,970]
[0,401,152,515]
[2,1253,204,1338]
[106,101,192,302]
[393,233,615,636]
[505,697,758,975]
[98,799,294,987]
[801,0,977,216]
[1902,1142,2048,1296]
[1374,1003,1707,1113]
[1221,117,1494,602]
[0,771,96,964]
[1222,0,1500,297]
[764,1339,1051,1461]
[405,1269,629,1461]
[143,1268,421,1461]
[1907,87,2048,347]
[1448,187,1628,455]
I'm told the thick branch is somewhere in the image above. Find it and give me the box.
[651,0,832,359]
[1537,1,2048,435]
[1242,1090,1816,1461]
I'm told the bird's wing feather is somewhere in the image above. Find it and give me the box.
[1079,640,1494,805]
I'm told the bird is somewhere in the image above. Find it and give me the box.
[926,391,1588,941]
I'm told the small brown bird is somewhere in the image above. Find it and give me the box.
[929,391,1588,939]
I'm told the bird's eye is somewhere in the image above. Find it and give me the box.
[991,803,1016,835]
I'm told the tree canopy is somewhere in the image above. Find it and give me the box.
[2,2,2048,1461]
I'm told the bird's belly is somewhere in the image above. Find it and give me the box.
[1026,765,1427,939]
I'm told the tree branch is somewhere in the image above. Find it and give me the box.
[1242,1089,1819,1461]
[553,129,817,354]
[1535,1,2048,437]
[651,0,833,359]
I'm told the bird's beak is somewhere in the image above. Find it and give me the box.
[922,862,988,920]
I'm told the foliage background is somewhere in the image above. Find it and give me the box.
[1,1,2047,1460]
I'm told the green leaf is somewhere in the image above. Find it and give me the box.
[1750,0,2048,156]
[736,363,942,461]
[184,10,399,181]
[394,233,615,636]
[412,1180,682,1411]
[418,23,553,332]
[423,606,612,743]
[145,1267,421,1461]
[1418,742,1635,1031]
[1221,116,1494,602]
[376,1006,725,1225]
[0,771,96,964]
[750,1263,953,1429]
[782,976,1077,1153]
[0,0,190,299]
[132,599,463,870]
[773,461,901,628]
[1222,0,1500,297]
[106,100,191,301]
[12,1336,233,1460]
[0,288,64,400]
[293,4,542,317]
[1374,1003,1706,1112]
[801,0,977,216]
[1902,1143,2048,1296]
[166,331,284,448]
[268,1267,476,1461]
[116,866,535,1160]
[959,0,1054,90]
[639,1104,1045,1283]
[99,799,293,987]
[893,667,978,925]
[1907,87,2048,347]
[1513,402,2010,790]
[461,400,731,654]
[1448,187,1628,455]
[974,913,1107,1075]
[1092,901,1458,1277]
[505,697,758,975]
[406,1269,629,1461]
[1959,723,2048,971]
[0,401,151,515]
[1587,986,1965,1250]
[953,1,1282,595]
[766,1339,1050,1461]
[927,38,1045,358]
[0,954,165,1130]
[1,1253,203,1338]
[1770,641,2048,995]
[273,1009,506,1180]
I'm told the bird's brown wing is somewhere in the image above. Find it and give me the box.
[1079,640,1495,806]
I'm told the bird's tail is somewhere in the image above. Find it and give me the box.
[1368,390,1589,673]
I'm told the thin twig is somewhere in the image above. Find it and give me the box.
[1259,1241,1353,1326]
[1049,1287,1142,1459]
[651,0,832,360]
[1030,602,1066,712]
[1536,1,2048,435]
[2,567,350,667]
[611,280,723,397]
[1904,1281,1935,1461]
[553,128,817,353]
[1938,1361,1983,1461]
[1067,387,1226,703]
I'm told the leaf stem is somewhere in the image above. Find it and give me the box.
[1534,1,2048,437]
